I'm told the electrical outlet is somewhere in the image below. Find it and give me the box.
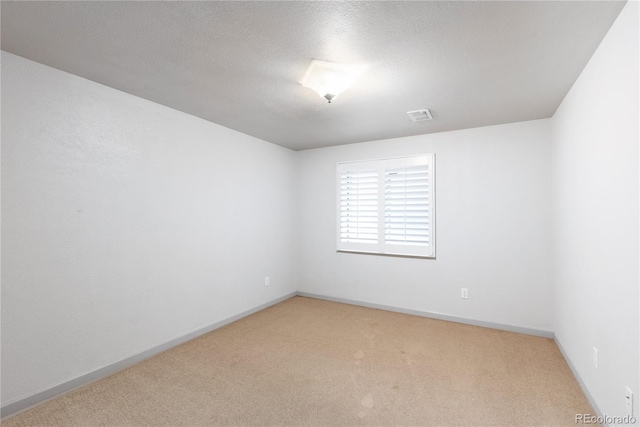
[626,387,633,416]
[593,347,598,368]
[461,288,468,299]
[264,276,270,287]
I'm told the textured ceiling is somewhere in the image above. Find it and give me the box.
[1,1,626,150]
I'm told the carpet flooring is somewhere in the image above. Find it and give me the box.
[3,296,594,426]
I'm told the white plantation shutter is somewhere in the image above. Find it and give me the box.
[339,169,379,244]
[337,154,435,257]
[385,165,431,245]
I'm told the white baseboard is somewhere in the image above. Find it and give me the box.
[0,292,297,419]
[296,291,554,338]
[554,337,608,426]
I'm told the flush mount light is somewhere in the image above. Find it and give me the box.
[301,60,366,103]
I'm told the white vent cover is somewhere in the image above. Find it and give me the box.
[407,109,433,122]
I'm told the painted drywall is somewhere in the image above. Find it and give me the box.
[552,0,639,420]
[1,52,298,406]
[297,119,553,332]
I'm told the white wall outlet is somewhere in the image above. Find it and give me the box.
[461,288,468,299]
[592,347,598,368]
[264,276,270,287]
[625,386,633,416]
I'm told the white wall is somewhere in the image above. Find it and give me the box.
[3,2,637,416]
[297,119,554,332]
[552,1,639,420]
[1,52,298,406]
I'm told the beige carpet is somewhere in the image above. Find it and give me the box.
[3,296,593,426]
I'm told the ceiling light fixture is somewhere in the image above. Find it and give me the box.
[301,60,366,103]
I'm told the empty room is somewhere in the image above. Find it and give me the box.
[1,1,638,426]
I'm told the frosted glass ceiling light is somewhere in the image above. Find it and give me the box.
[301,60,365,103]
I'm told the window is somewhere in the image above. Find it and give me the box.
[337,154,435,258]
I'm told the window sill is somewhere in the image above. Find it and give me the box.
[336,249,436,260]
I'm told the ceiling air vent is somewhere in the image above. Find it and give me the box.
[407,109,433,122]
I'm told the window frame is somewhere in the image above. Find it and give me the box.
[336,154,436,258]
